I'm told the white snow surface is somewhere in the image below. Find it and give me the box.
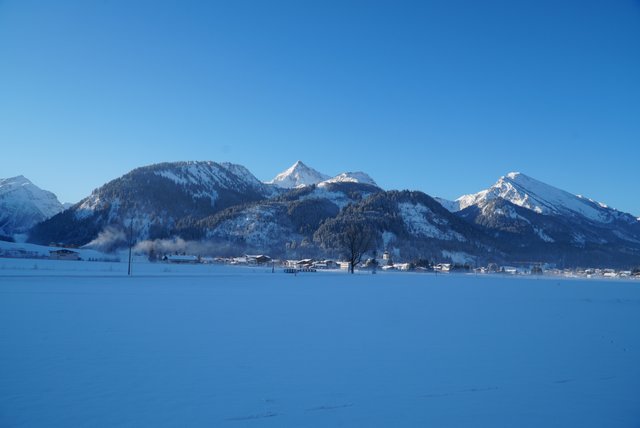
[1,259,639,427]
[267,161,330,189]
[446,172,630,223]
[0,176,64,234]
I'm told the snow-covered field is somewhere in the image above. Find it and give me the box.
[1,259,639,427]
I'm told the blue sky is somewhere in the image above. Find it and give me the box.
[1,0,639,215]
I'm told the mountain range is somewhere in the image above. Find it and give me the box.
[4,161,639,268]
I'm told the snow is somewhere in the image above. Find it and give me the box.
[398,202,465,241]
[456,189,491,211]
[491,204,531,222]
[267,161,330,189]
[75,194,103,219]
[1,259,639,427]
[154,161,266,197]
[534,226,555,243]
[434,197,460,212]
[77,196,127,223]
[299,186,376,210]
[206,205,295,247]
[219,162,263,186]
[298,188,351,209]
[156,169,189,185]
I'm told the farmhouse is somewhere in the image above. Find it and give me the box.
[435,263,451,272]
[49,249,81,261]
[246,255,272,265]
[286,259,314,269]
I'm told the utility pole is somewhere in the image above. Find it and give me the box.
[127,220,133,276]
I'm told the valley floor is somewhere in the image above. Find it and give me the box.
[1,260,639,427]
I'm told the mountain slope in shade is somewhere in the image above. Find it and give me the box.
[29,161,275,247]
[267,161,330,188]
[176,180,382,257]
[0,176,64,236]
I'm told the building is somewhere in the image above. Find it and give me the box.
[165,255,199,264]
[246,255,272,265]
[49,249,81,261]
[313,260,338,269]
[435,263,451,272]
[286,259,314,269]
[338,261,351,271]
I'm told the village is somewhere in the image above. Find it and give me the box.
[1,243,639,280]
[160,253,640,279]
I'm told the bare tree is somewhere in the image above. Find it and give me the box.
[341,223,374,274]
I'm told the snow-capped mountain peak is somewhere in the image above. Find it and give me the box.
[485,172,613,221]
[318,171,378,187]
[440,171,634,224]
[267,161,330,189]
[0,175,64,235]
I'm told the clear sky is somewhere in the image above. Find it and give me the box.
[1,0,639,215]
